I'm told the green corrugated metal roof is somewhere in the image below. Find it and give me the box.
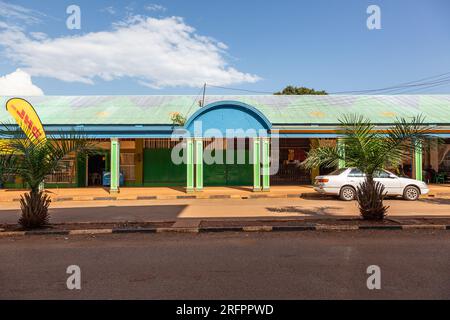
[1,95,450,125]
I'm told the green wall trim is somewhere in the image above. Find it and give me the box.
[195,139,203,191]
[2,183,77,189]
[414,141,423,181]
[253,139,261,191]
[110,138,120,192]
[186,139,194,191]
[262,138,270,191]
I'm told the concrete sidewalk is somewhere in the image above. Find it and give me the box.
[0,185,316,202]
[1,197,450,226]
[1,184,450,203]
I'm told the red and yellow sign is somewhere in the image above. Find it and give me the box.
[6,98,46,144]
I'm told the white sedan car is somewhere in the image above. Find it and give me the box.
[314,167,429,201]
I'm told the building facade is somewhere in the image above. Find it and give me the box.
[1,95,450,192]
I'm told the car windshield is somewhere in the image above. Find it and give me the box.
[327,168,347,176]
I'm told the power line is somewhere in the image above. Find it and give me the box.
[390,80,450,95]
[185,86,205,116]
[208,73,450,98]
[207,84,274,95]
[331,71,450,95]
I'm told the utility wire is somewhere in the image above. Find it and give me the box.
[185,86,205,117]
[197,71,450,111]
[331,71,450,95]
[207,84,274,95]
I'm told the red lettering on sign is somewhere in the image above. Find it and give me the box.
[31,127,42,139]
[24,114,34,129]
[16,109,25,119]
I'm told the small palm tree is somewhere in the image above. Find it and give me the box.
[0,153,17,188]
[1,124,96,229]
[302,114,432,220]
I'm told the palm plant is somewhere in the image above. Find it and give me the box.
[0,153,17,187]
[1,124,96,229]
[302,114,432,220]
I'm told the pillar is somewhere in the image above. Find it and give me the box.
[195,138,203,191]
[186,138,194,192]
[413,140,423,181]
[262,138,270,192]
[430,138,439,171]
[253,138,261,191]
[337,138,345,169]
[310,138,320,182]
[110,138,120,193]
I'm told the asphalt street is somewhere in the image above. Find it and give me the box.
[0,230,449,299]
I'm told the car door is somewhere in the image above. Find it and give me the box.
[373,170,402,195]
[347,168,365,189]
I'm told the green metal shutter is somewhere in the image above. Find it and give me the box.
[143,149,186,186]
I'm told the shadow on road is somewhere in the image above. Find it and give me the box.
[266,206,343,216]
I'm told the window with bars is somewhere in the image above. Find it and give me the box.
[45,159,76,184]
[144,138,184,149]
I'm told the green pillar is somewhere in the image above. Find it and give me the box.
[253,138,261,191]
[337,138,345,169]
[414,140,423,181]
[186,138,194,192]
[262,138,270,192]
[110,138,120,193]
[195,138,203,191]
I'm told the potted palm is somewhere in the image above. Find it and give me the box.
[0,124,96,229]
[302,114,432,220]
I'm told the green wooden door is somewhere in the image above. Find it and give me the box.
[143,149,186,186]
[203,149,227,186]
[226,150,253,186]
[204,149,252,186]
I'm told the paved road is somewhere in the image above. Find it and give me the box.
[0,230,449,299]
[1,197,450,224]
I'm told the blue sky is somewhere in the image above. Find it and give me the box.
[0,0,449,95]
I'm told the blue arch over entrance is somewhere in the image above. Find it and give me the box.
[185,101,272,137]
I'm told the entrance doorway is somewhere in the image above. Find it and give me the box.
[203,138,253,186]
[88,154,106,186]
[271,138,311,185]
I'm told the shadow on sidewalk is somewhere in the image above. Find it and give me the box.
[0,205,187,224]
[419,198,450,205]
[266,206,342,216]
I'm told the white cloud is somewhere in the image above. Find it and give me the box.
[0,69,44,96]
[0,15,260,88]
[144,4,167,12]
[101,6,116,15]
[0,1,46,24]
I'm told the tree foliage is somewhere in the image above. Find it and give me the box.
[302,114,431,175]
[275,85,328,95]
[302,114,433,220]
[1,123,98,228]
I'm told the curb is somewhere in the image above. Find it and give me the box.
[1,223,449,238]
[2,192,446,203]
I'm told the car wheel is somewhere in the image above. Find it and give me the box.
[340,186,356,201]
[403,186,420,201]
